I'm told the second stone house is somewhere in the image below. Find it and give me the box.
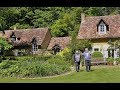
[0,28,71,56]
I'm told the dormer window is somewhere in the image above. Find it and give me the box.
[10,32,17,42]
[32,38,38,52]
[99,23,106,34]
[97,19,109,35]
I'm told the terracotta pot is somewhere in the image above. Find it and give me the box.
[107,62,113,66]
[107,62,110,65]
[110,62,113,65]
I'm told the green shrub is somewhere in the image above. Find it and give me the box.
[48,56,68,65]
[57,48,73,64]
[106,57,114,62]
[115,58,120,62]
[63,52,72,60]
[33,55,52,61]
[0,55,70,78]
[0,56,2,63]
[0,60,14,69]
[92,51,103,58]
[15,55,52,61]
[58,48,72,59]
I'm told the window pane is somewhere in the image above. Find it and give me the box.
[99,25,105,32]
[11,37,16,41]
[94,48,99,51]
[32,43,38,51]
[99,22,107,34]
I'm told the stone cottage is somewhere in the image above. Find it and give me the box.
[0,28,51,55]
[77,13,120,59]
[47,37,71,54]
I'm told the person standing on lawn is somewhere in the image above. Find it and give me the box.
[73,50,81,72]
[83,48,92,72]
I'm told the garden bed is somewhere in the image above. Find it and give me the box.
[0,55,70,78]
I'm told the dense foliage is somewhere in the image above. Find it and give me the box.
[91,51,104,61]
[0,38,12,51]
[106,57,114,62]
[69,31,92,54]
[0,55,70,78]
[0,7,120,37]
[115,58,120,63]
[0,38,13,62]
[92,52,103,58]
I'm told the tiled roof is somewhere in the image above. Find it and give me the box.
[0,28,49,46]
[77,14,120,39]
[47,37,71,50]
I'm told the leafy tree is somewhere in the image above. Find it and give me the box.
[0,38,13,51]
[0,38,13,62]
[69,31,92,54]
[108,39,120,49]
[0,16,6,31]
[50,18,68,37]
[10,23,31,29]
[0,7,120,37]
[51,13,74,37]
[33,9,53,28]
[85,7,101,16]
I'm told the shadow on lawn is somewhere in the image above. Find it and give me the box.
[75,69,95,72]
[90,70,95,72]
[80,69,95,72]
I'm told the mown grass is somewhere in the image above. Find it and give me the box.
[0,65,120,83]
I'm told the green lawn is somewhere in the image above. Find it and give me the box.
[0,65,120,83]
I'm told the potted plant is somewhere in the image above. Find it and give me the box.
[114,58,120,65]
[113,60,118,65]
[107,57,114,65]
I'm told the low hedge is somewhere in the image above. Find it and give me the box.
[92,51,103,58]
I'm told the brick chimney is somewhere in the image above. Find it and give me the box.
[81,13,85,23]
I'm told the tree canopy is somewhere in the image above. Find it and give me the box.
[0,38,13,51]
[0,7,120,37]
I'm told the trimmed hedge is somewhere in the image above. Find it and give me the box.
[92,51,103,58]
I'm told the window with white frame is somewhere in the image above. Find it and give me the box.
[98,22,106,34]
[32,38,38,52]
[32,43,38,51]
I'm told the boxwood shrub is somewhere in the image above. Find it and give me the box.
[92,51,103,58]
